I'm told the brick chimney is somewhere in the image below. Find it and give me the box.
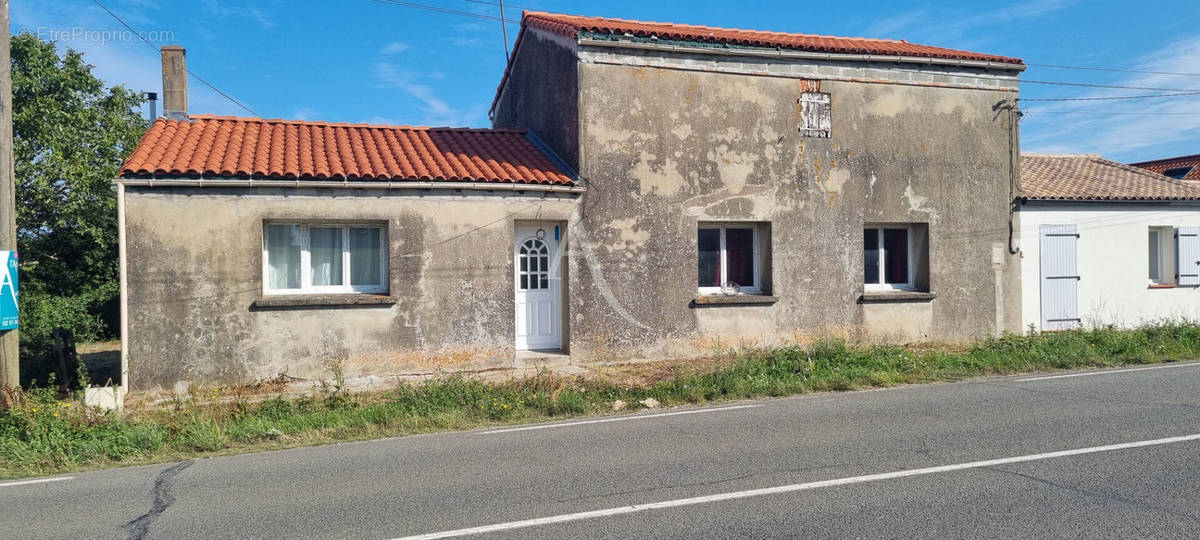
[160,46,187,120]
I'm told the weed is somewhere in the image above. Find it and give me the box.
[1,322,1199,478]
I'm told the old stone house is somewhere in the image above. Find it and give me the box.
[118,12,1027,391]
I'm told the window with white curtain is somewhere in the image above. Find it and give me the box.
[263,223,387,294]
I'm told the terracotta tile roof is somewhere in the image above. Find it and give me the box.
[120,115,575,185]
[522,11,1024,65]
[1130,153,1200,181]
[1022,154,1200,201]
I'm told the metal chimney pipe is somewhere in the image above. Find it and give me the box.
[145,91,158,119]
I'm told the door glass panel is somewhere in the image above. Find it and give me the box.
[863,229,880,284]
[519,238,550,291]
[698,228,721,287]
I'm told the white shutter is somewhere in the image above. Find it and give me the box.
[1040,225,1080,330]
[798,92,831,138]
[1177,226,1200,287]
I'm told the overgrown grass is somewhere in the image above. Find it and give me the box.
[3,322,1199,478]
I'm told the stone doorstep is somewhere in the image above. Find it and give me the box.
[514,349,572,369]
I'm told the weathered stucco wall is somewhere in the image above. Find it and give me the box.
[123,187,577,390]
[492,29,580,171]
[554,50,1023,359]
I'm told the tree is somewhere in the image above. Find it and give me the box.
[11,33,146,350]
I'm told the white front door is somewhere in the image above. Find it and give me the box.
[515,225,561,350]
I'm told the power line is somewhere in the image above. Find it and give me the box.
[372,1,1200,97]
[1022,79,1200,93]
[91,0,261,117]
[1024,110,1200,116]
[371,0,519,23]
[1028,63,1200,78]
[462,0,534,12]
[1019,91,1200,102]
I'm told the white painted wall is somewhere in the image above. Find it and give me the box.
[1019,203,1200,330]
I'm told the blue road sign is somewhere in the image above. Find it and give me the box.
[1,251,17,330]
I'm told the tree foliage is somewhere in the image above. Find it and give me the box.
[12,33,147,349]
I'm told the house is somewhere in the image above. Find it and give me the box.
[118,12,1028,391]
[1130,154,1200,181]
[1018,154,1200,331]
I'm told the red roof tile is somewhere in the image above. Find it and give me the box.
[1022,154,1200,201]
[120,115,575,185]
[523,11,1024,65]
[1130,154,1200,181]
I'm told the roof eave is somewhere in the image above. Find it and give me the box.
[576,36,1026,72]
[115,176,586,193]
[1021,197,1200,204]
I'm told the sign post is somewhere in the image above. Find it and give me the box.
[0,250,15,330]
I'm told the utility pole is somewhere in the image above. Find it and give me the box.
[0,0,18,390]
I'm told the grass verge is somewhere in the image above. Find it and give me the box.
[3,323,1200,478]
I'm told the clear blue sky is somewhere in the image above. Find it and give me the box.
[12,0,1200,162]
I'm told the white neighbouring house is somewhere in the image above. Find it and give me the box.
[1019,154,1200,331]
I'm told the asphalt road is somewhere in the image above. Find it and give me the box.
[4,362,1200,539]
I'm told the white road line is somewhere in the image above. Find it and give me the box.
[394,432,1200,539]
[480,404,763,434]
[0,476,74,488]
[1017,362,1200,381]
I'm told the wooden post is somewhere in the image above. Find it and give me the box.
[0,0,19,391]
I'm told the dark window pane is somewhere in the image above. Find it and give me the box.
[520,275,528,290]
[698,228,721,287]
[864,229,879,284]
[540,257,548,273]
[540,275,548,289]
[883,229,909,284]
[520,257,527,272]
[725,228,754,288]
[1149,230,1162,281]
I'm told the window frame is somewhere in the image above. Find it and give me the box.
[864,226,916,292]
[262,222,389,296]
[697,224,763,296]
[1148,226,1174,286]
